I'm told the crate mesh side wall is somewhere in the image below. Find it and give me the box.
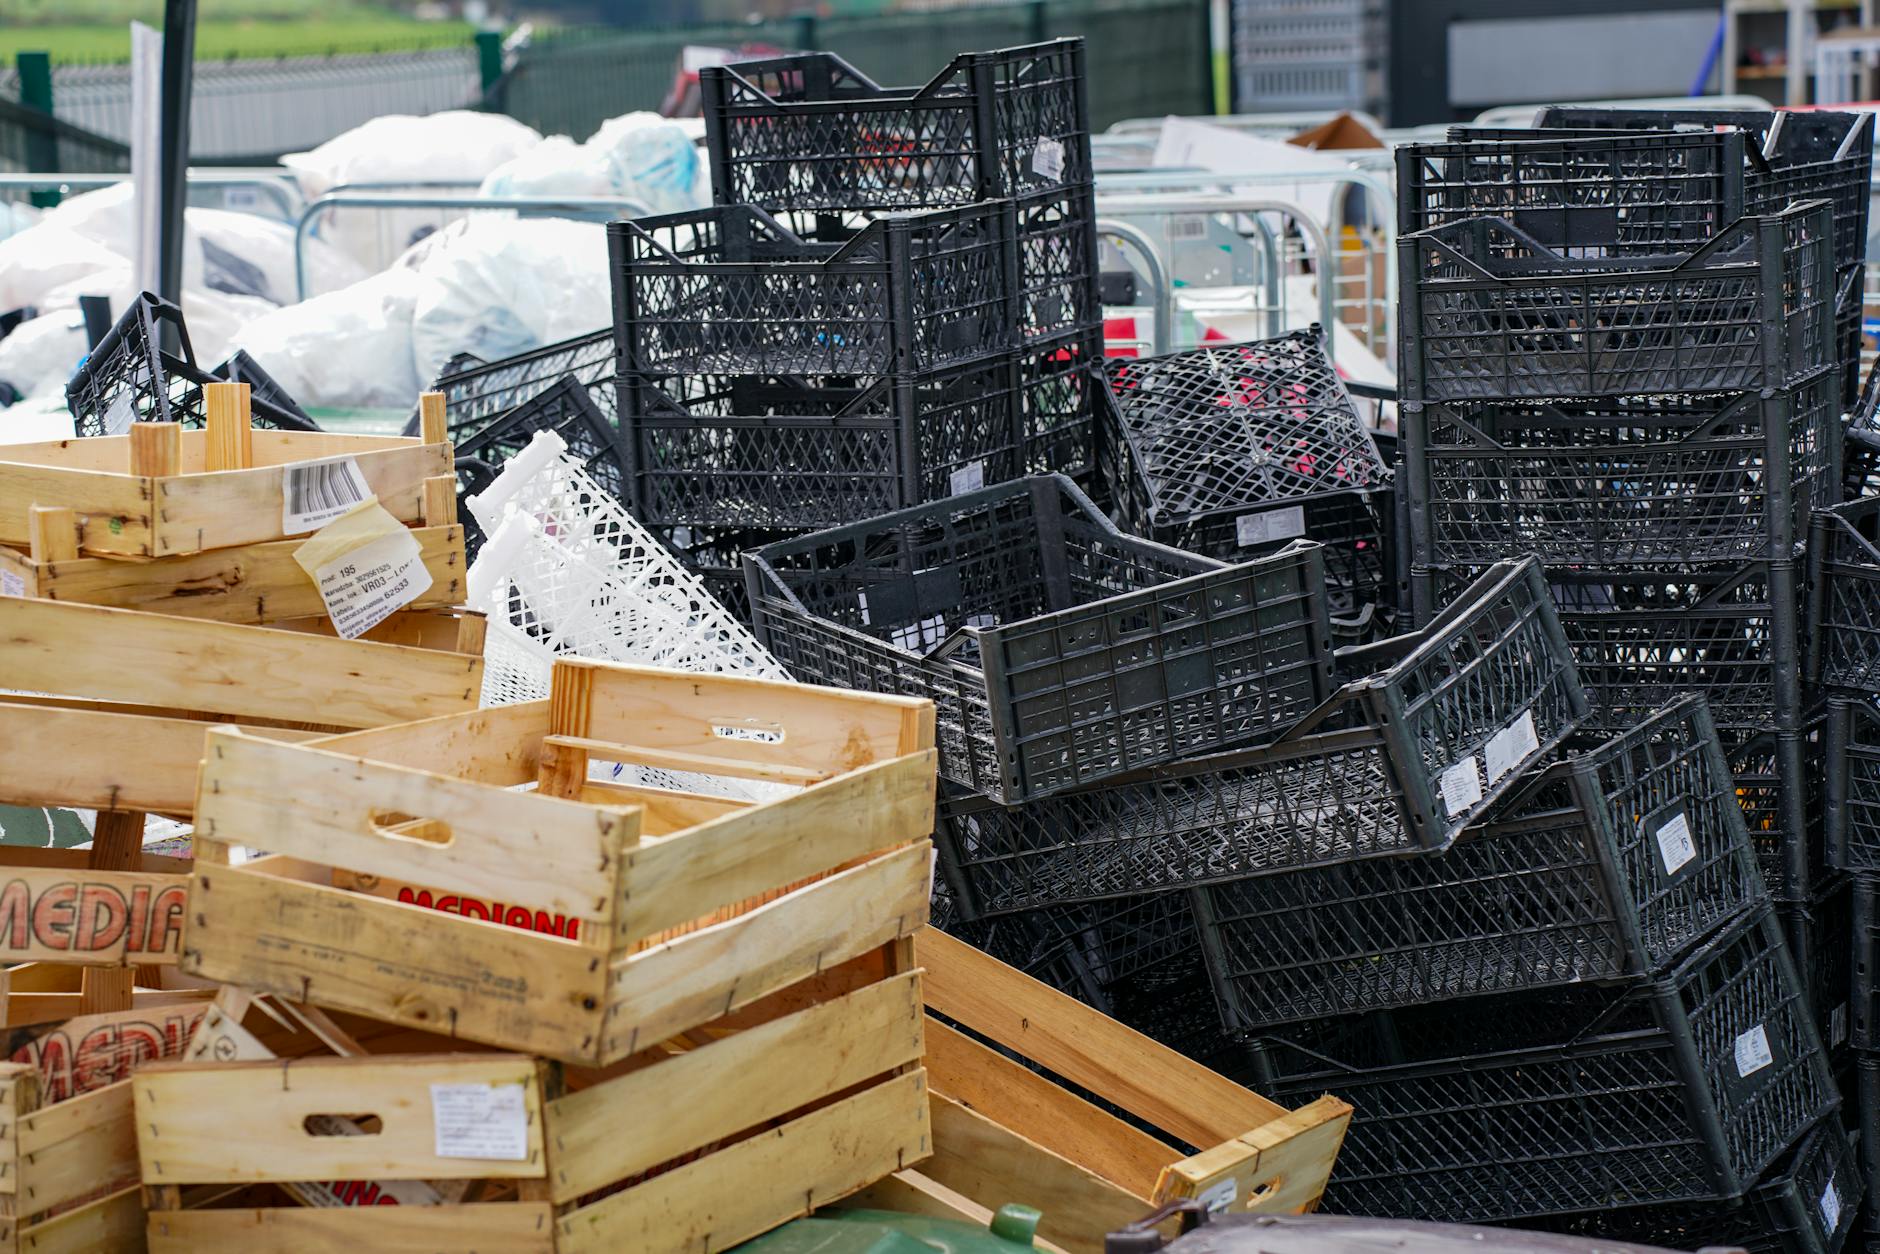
[425,328,615,443]
[1814,498,1880,692]
[454,377,627,561]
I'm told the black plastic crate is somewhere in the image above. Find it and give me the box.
[216,349,315,425]
[1414,559,1806,740]
[1782,879,1854,1066]
[405,328,615,443]
[1733,714,1831,901]
[1018,324,1103,480]
[454,376,628,563]
[745,474,1335,803]
[1099,329,1394,623]
[1405,370,1842,569]
[65,293,319,437]
[650,519,789,622]
[1195,695,1760,1029]
[1811,494,1880,693]
[932,558,1588,915]
[608,201,1020,379]
[1399,201,1836,403]
[618,354,1026,532]
[1519,1114,1865,1254]
[1827,698,1880,875]
[1252,905,1837,1224]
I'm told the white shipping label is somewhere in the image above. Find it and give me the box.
[1821,1176,1842,1232]
[1198,1177,1238,1214]
[312,528,432,640]
[1654,811,1697,876]
[1733,1024,1774,1078]
[0,571,21,598]
[1483,709,1539,785]
[1439,756,1484,818]
[103,391,135,437]
[950,461,986,495]
[1032,137,1066,181]
[282,455,373,534]
[1236,505,1307,548]
[431,1083,530,1161]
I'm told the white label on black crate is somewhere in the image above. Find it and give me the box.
[950,461,986,496]
[103,391,135,437]
[1198,1177,1237,1214]
[1236,506,1307,548]
[282,455,373,534]
[1832,1001,1849,1047]
[857,590,870,625]
[1439,756,1483,818]
[1654,810,1697,876]
[1031,137,1066,181]
[0,571,20,598]
[312,528,432,640]
[431,1083,529,1161]
[1821,1175,1842,1232]
[1734,1024,1774,1077]
[1483,709,1539,785]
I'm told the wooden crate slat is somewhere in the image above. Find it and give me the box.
[145,1201,559,1254]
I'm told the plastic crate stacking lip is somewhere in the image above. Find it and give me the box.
[1398,200,1836,404]
[745,474,1335,804]
[1251,905,1837,1225]
[608,200,1020,379]
[1809,493,1880,693]
[65,292,319,438]
[932,557,1588,914]
[404,327,615,443]
[1405,370,1842,570]
[1196,695,1762,1029]
[618,355,1027,532]
[1516,1114,1864,1254]
[1826,696,1880,876]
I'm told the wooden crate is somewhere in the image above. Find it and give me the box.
[182,658,936,1065]
[843,929,1353,1254]
[137,945,930,1253]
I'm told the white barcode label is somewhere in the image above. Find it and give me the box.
[1236,506,1307,547]
[282,456,372,534]
[1168,215,1210,240]
[1031,137,1065,181]
[950,461,986,495]
[1821,1176,1842,1231]
[103,392,135,437]
[857,590,870,625]
[1734,1024,1773,1077]
[1483,709,1539,784]
[1198,1176,1238,1214]
[0,571,21,598]
[1832,1001,1848,1047]
[431,1083,529,1161]
[1439,756,1483,818]
[312,528,432,639]
[1654,811,1697,875]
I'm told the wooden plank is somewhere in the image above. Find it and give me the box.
[0,987,210,1031]
[204,383,252,473]
[0,866,184,966]
[18,1078,140,1217]
[0,598,481,728]
[181,864,605,1061]
[542,735,829,786]
[1155,1094,1353,1218]
[15,1181,145,1254]
[1,998,209,1103]
[308,701,548,787]
[555,1069,930,1254]
[925,1094,1146,1254]
[197,730,634,927]
[917,929,1285,1148]
[417,393,448,447]
[0,462,151,555]
[247,429,423,466]
[546,970,924,1203]
[0,848,189,875]
[924,1019,1173,1200]
[130,422,181,478]
[616,753,934,945]
[145,1202,555,1253]
[27,505,79,563]
[605,842,929,1058]
[135,1054,545,1184]
[11,526,464,624]
[0,702,218,815]
[80,811,143,1015]
[576,781,750,836]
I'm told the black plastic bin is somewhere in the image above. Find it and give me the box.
[1779,878,1853,1069]
[745,474,1335,803]
[1730,713,1830,901]
[453,376,628,562]
[1403,369,1842,569]
[1398,201,1835,403]
[1250,904,1837,1224]
[1098,329,1394,624]
[608,201,1020,379]
[932,558,1588,914]
[1194,696,1760,1029]
[1809,492,1880,692]
[1826,696,1880,875]
[406,327,614,443]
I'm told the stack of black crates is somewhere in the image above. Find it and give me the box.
[1387,108,1874,1250]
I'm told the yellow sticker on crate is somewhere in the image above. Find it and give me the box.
[294,500,433,640]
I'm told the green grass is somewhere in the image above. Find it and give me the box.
[0,3,478,64]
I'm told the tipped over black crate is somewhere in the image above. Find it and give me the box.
[1195,696,1760,1029]
[1250,905,1837,1224]
[1810,493,1880,692]
[1098,329,1394,624]
[407,327,614,443]
[1403,369,1841,569]
[454,376,628,561]
[608,201,1020,379]
[933,558,1587,915]
[651,519,789,621]
[618,354,1025,531]
[66,292,319,437]
[745,474,1335,803]
[1398,201,1836,404]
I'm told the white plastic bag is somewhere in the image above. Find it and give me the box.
[0,222,133,312]
[588,112,706,216]
[0,310,89,406]
[477,135,617,199]
[235,268,423,409]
